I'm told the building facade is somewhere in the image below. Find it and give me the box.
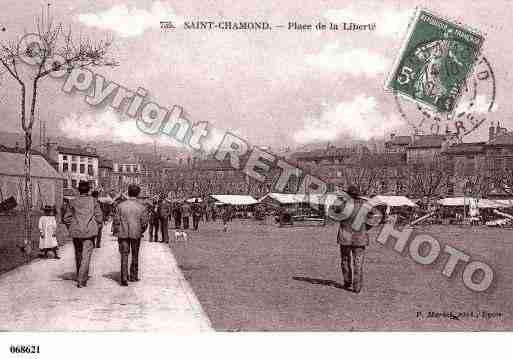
[51,146,99,189]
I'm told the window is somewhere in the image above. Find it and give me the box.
[62,155,68,161]
[87,158,92,163]
[71,163,77,172]
[71,179,77,188]
[62,163,69,172]
[71,156,77,161]
[87,164,94,176]
[80,163,85,174]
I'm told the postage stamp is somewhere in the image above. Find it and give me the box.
[393,54,496,140]
[386,9,485,113]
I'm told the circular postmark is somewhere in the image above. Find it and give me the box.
[394,52,496,141]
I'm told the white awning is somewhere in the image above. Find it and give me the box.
[186,197,203,203]
[259,193,341,205]
[438,197,505,208]
[492,199,513,208]
[438,197,468,206]
[210,194,259,205]
[369,195,418,207]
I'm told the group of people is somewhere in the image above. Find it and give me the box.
[145,197,205,242]
[36,180,373,293]
[45,181,149,288]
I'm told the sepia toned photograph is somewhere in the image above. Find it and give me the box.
[0,1,513,355]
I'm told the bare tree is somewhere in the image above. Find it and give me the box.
[491,167,513,196]
[343,166,384,196]
[406,160,449,199]
[0,6,116,254]
[463,173,493,199]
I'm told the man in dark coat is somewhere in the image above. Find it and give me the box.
[147,199,159,242]
[157,195,171,243]
[192,199,202,231]
[181,201,191,230]
[172,201,182,229]
[337,185,371,293]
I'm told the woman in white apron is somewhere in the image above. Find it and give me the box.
[39,206,60,259]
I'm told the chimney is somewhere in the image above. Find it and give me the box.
[489,122,495,142]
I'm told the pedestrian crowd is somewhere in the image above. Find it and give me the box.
[41,180,372,294]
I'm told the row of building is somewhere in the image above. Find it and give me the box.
[1,121,512,210]
[292,122,513,198]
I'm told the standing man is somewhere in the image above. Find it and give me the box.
[337,185,371,293]
[157,195,171,243]
[63,181,103,288]
[113,184,149,286]
[222,204,231,232]
[147,199,159,242]
[182,200,191,230]
[192,199,201,231]
[172,201,182,229]
[91,191,104,248]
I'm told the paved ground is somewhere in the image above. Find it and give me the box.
[0,214,69,274]
[0,223,212,331]
[172,220,513,331]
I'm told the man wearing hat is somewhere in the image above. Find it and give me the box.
[337,185,370,293]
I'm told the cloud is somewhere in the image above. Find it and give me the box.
[77,2,181,37]
[58,109,232,153]
[305,43,389,77]
[324,4,413,39]
[293,95,403,144]
[58,109,183,146]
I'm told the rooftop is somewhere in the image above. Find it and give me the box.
[442,142,486,154]
[58,146,98,157]
[0,150,63,179]
[408,135,446,149]
[385,135,412,146]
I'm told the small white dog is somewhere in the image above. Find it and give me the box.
[173,231,189,242]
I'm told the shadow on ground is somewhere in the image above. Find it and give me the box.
[292,276,349,290]
[103,271,121,284]
[58,272,77,281]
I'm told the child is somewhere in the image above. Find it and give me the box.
[39,205,60,259]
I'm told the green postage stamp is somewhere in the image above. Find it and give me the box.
[386,9,485,113]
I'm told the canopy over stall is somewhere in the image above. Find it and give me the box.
[437,197,509,209]
[259,192,342,206]
[210,194,259,205]
[369,195,418,207]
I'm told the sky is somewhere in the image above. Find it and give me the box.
[0,0,511,151]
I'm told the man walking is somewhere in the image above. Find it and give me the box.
[147,199,159,242]
[91,190,103,248]
[63,181,103,288]
[157,195,171,243]
[182,200,191,230]
[337,185,370,293]
[192,199,201,231]
[172,201,182,229]
[113,184,149,286]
